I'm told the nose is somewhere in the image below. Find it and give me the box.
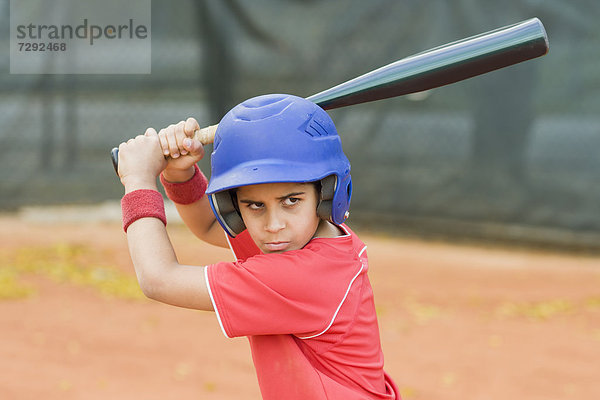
[265,208,285,233]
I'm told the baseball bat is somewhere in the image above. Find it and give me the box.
[111,17,548,174]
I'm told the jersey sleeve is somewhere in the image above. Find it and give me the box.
[205,242,364,338]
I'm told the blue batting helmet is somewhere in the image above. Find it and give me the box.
[206,94,352,237]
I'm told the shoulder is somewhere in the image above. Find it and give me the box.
[309,223,367,258]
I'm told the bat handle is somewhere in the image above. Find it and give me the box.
[110,124,219,177]
[194,124,219,145]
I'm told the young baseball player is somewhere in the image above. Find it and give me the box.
[117,94,400,399]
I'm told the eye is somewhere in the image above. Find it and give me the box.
[283,197,300,207]
[247,202,263,210]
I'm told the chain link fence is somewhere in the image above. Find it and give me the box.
[1,0,599,248]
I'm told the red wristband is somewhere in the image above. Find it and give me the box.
[160,164,208,205]
[121,189,167,232]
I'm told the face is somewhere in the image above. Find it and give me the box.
[236,182,321,254]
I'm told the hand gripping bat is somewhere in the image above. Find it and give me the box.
[111,17,548,174]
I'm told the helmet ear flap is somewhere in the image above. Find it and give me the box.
[210,191,246,237]
[316,175,337,221]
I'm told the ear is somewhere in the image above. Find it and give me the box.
[316,175,336,221]
[211,191,246,237]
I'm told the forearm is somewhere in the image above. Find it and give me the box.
[126,216,178,293]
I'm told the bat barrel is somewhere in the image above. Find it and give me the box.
[308,18,548,110]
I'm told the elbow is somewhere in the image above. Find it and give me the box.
[137,275,161,301]
[136,269,168,301]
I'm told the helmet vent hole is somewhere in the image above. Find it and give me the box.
[305,117,329,137]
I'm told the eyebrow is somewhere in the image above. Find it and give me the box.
[238,191,306,204]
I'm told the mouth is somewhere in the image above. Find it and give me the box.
[263,241,290,252]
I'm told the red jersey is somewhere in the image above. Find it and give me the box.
[205,224,400,399]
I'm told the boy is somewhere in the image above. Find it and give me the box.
[117,94,400,399]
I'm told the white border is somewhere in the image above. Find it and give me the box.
[225,231,239,260]
[204,266,231,338]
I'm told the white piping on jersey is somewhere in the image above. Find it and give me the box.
[358,245,367,258]
[225,232,239,260]
[204,266,232,339]
[298,245,368,340]
[332,223,351,239]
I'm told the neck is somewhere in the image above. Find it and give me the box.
[314,219,344,239]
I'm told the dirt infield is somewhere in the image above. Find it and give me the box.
[1,214,599,400]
